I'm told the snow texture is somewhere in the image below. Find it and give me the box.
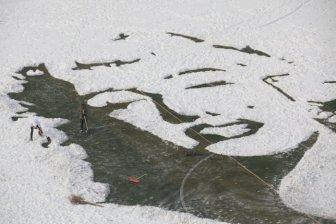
[0,0,336,221]
[200,124,249,138]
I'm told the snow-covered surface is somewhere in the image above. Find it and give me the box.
[200,124,249,138]
[26,69,44,76]
[279,128,336,219]
[0,0,336,222]
[328,115,336,123]
[205,111,315,156]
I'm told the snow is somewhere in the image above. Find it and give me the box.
[328,115,336,123]
[279,127,336,219]
[200,124,249,138]
[205,111,316,156]
[30,116,41,128]
[0,0,336,222]
[26,69,44,76]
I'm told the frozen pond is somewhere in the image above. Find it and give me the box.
[9,65,335,224]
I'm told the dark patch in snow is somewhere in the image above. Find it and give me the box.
[185,81,234,90]
[263,74,295,102]
[42,136,52,148]
[308,99,336,113]
[213,45,271,57]
[179,68,226,76]
[72,59,140,70]
[206,111,220,116]
[237,63,247,67]
[113,33,129,41]
[166,32,204,43]
[315,118,336,133]
[164,74,173,79]
[11,116,26,121]
[309,99,336,132]
[278,57,294,65]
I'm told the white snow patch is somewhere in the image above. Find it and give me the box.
[200,124,249,138]
[26,69,44,76]
[328,115,336,123]
[279,127,336,219]
[12,73,26,80]
[317,111,333,120]
[111,100,198,148]
[88,90,146,107]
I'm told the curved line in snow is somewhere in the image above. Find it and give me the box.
[260,0,312,27]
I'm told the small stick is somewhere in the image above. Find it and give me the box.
[136,174,146,179]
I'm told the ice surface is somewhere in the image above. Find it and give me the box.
[0,0,336,222]
[0,102,225,224]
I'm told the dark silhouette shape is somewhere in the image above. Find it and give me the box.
[166,32,204,43]
[179,68,226,76]
[237,63,247,67]
[72,59,140,70]
[186,81,234,90]
[206,111,220,116]
[164,75,173,79]
[113,33,129,41]
[263,74,295,102]
[213,44,270,57]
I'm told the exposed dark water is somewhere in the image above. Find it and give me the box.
[9,64,334,224]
